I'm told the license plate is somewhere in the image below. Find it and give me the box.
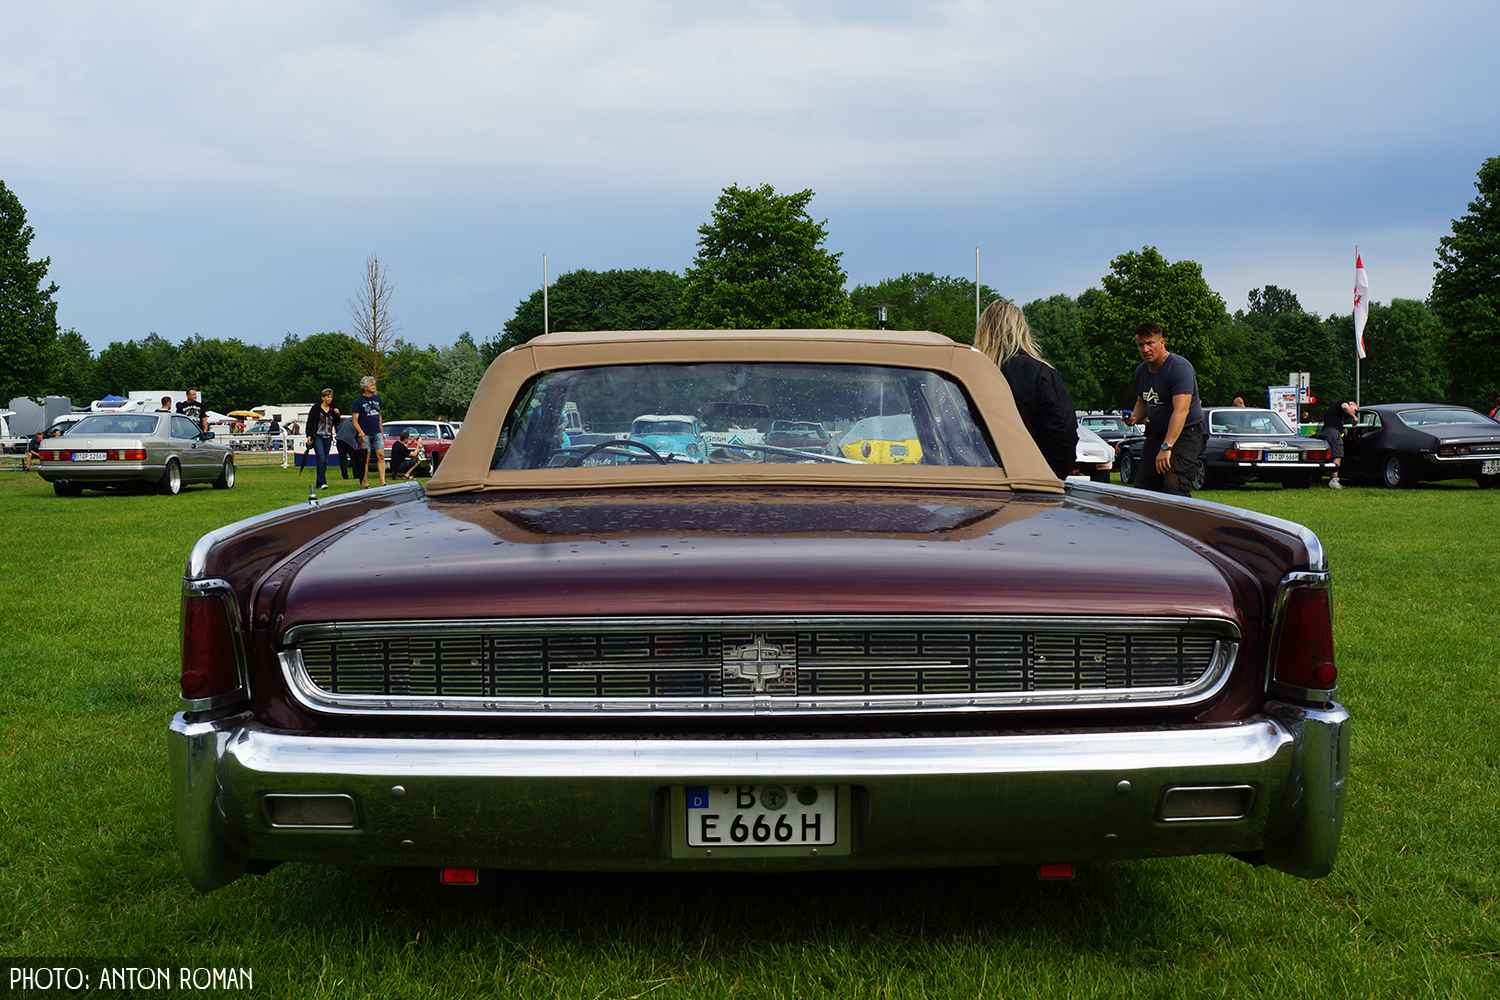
[1265,452,1297,462]
[72,452,107,461]
[683,784,837,848]
[1484,459,1500,475]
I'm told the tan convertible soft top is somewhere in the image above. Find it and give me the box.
[425,329,1063,495]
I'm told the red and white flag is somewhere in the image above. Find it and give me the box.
[1353,253,1369,359]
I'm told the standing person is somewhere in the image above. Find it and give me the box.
[1124,322,1205,496]
[1320,398,1358,489]
[23,431,44,471]
[176,388,208,434]
[335,414,361,480]
[1232,395,1246,407]
[157,396,173,412]
[351,376,385,488]
[304,390,341,491]
[973,299,1078,479]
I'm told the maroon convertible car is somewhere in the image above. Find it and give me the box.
[169,330,1348,890]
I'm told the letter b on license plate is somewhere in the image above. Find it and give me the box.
[679,784,840,854]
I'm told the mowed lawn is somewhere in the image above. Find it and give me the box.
[1,465,1497,999]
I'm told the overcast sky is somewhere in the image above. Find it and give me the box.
[6,0,1498,352]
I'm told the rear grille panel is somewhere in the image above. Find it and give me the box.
[284,617,1235,717]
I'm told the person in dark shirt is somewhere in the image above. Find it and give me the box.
[335,415,361,479]
[973,299,1077,479]
[175,389,207,434]
[1124,322,1205,496]
[24,432,44,471]
[390,431,420,479]
[351,376,385,487]
[157,396,173,412]
[1320,398,1358,489]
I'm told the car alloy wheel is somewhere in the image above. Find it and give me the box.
[159,459,183,496]
[214,458,236,489]
[1381,453,1414,489]
[1118,451,1134,486]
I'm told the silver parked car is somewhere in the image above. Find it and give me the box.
[38,412,235,497]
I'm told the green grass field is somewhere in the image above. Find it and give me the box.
[2,466,1497,998]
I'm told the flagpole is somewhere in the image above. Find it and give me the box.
[1354,246,1360,407]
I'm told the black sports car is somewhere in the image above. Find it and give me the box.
[1118,407,1335,490]
[1343,403,1500,488]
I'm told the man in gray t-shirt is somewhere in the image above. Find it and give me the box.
[1124,322,1205,496]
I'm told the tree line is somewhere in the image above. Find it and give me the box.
[4,159,1498,417]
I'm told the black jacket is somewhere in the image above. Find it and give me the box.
[1000,353,1078,479]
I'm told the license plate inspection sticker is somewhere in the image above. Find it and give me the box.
[684,784,837,848]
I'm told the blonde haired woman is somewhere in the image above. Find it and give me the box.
[973,299,1078,478]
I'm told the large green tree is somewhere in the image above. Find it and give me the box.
[0,180,60,401]
[677,184,852,329]
[52,328,96,404]
[91,334,181,401]
[1430,155,1500,407]
[427,332,485,419]
[175,336,269,412]
[847,272,998,344]
[1079,247,1227,409]
[1023,293,1103,409]
[491,268,684,358]
[1326,300,1445,406]
[271,332,360,408]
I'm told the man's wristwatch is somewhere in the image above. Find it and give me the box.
[1160,442,1174,451]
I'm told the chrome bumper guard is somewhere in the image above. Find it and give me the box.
[169,701,1348,891]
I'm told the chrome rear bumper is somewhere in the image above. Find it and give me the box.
[169,701,1347,891]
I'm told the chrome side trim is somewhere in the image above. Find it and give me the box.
[180,577,251,712]
[1067,481,1327,572]
[184,480,423,579]
[277,614,1239,718]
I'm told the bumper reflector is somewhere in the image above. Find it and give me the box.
[263,793,359,828]
[441,867,478,885]
[1159,785,1254,821]
[1037,863,1074,879]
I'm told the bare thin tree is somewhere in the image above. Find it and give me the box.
[347,253,402,382]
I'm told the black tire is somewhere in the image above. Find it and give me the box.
[1118,451,1135,486]
[1286,473,1314,490]
[1089,466,1111,483]
[159,459,183,496]
[1478,473,1499,489]
[1381,452,1415,489]
[213,457,236,489]
[53,480,82,497]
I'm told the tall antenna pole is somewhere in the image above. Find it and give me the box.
[1353,245,1359,408]
[974,247,980,330]
[543,254,549,337]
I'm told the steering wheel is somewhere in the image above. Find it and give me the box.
[566,439,668,467]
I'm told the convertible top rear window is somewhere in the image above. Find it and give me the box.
[492,363,999,471]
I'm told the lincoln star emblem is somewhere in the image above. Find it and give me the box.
[723,635,795,692]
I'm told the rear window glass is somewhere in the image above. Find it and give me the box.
[1397,408,1491,428]
[492,363,999,471]
[1210,410,1294,435]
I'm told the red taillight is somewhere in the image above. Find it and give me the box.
[1304,448,1330,460]
[1272,586,1336,693]
[40,450,57,461]
[181,591,244,702]
[1225,448,1260,461]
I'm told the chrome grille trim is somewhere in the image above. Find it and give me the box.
[279,615,1239,718]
